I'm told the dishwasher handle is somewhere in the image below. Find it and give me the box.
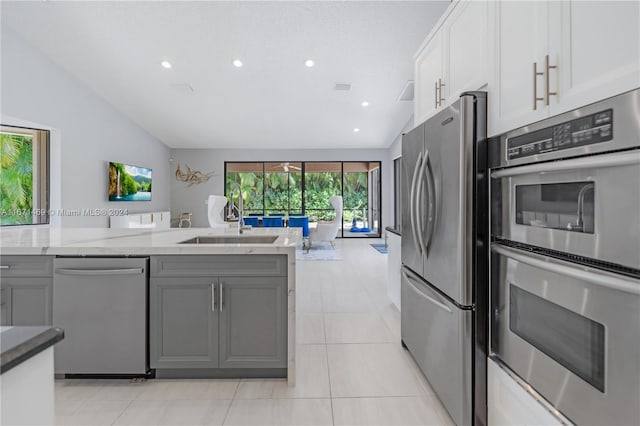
[55,268,144,276]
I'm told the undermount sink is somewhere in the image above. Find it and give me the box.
[178,235,279,244]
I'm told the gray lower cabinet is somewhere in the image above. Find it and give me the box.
[0,256,53,326]
[149,255,288,371]
[219,276,287,369]
[150,277,219,369]
[1,278,53,326]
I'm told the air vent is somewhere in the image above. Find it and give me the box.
[170,82,194,93]
[334,83,352,91]
[398,80,414,101]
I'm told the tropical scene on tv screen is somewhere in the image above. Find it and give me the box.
[108,162,152,201]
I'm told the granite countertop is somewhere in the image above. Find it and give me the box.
[0,326,64,374]
[0,226,302,256]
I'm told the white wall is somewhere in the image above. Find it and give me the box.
[1,28,170,227]
[170,148,391,228]
[390,117,414,160]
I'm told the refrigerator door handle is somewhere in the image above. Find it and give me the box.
[403,271,452,313]
[416,151,428,256]
[423,153,437,252]
[410,152,423,255]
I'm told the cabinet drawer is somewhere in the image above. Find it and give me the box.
[150,255,287,277]
[0,256,53,277]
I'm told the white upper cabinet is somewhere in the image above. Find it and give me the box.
[444,0,489,105]
[489,1,549,135]
[549,0,640,115]
[416,1,640,136]
[488,0,640,135]
[414,0,489,125]
[414,32,444,125]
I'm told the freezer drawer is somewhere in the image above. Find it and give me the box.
[53,257,148,375]
[401,267,472,426]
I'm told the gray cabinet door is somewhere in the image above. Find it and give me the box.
[0,278,52,326]
[219,276,287,369]
[150,277,219,369]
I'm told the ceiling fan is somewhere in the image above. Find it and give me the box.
[269,162,301,172]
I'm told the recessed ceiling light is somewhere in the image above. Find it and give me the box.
[353,128,360,133]
[160,60,172,69]
[361,101,369,107]
[304,59,315,68]
[233,59,243,68]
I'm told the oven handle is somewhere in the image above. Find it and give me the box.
[491,150,640,178]
[492,244,640,295]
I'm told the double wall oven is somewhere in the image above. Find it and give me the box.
[490,89,640,425]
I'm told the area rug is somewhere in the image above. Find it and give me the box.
[370,243,388,254]
[296,242,343,261]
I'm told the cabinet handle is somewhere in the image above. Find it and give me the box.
[220,283,225,312]
[438,78,445,105]
[0,266,10,269]
[55,268,143,276]
[211,284,216,312]
[434,81,439,108]
[545,54,558,105]
[533,61,544,110]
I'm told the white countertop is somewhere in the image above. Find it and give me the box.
[0,226,301,256]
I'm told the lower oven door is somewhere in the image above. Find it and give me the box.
[491,244,640,426]
[491,149,640,270]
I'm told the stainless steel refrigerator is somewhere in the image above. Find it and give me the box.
[401,92,488,426]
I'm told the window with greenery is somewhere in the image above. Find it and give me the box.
[0,126,49,226]
[265,162,302,215]
[225,162,264,216]
[304,162,342,222]
[224,161,381,237]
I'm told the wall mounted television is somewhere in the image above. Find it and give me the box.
[108,162,152,201]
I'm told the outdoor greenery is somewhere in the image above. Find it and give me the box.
[0,133,33,225]
[225,169,369,222]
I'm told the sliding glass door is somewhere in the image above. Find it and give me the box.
[224,161,381,238]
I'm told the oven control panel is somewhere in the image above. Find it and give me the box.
[507,109,613,160]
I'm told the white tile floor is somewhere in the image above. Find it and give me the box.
[55,238,454,426]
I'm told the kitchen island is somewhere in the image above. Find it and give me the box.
[0,226,301,384]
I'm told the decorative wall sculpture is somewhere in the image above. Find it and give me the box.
[175,163,216,187]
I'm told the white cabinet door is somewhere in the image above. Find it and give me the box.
[444,0,489,105]
[490,1,549,136]
[414,32,444,125]
[488,359,564,426]
[549,0,640,115]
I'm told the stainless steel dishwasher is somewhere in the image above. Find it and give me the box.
[53,257,148,376]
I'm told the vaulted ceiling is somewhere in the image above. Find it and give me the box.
[2,1,448,149]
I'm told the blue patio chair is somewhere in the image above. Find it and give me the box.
[243,217,259,227]
[262,216,284,227]
[288,216,309,237]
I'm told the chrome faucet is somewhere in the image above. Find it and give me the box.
[567,183,594,232]
[229,183,245,234]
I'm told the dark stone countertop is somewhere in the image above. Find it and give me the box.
[385,226,401,236]
[0,326,64,374]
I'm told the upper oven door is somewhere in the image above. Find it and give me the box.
[491,149,640,270]
[491,244,640,426]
